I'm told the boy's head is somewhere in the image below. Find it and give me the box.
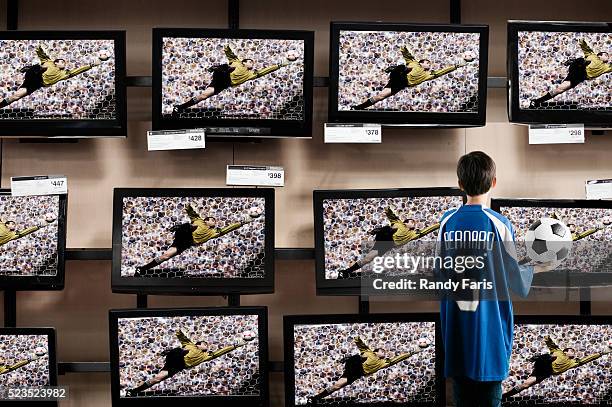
[456,151,496,196]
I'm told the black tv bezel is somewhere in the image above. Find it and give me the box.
[507,21,612,127]
[0,327,58,407]
[152,27,315,138]
[0,190,67,290]
[283,313,444,407]
[112,187,275,295]
[109,306,269,407]
[507,315,611,407]
[491,197,612,288]
[314,187,466,296]
[328,21,489,127]
[0,30,127,138]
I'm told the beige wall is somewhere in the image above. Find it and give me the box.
[0,0,610,406]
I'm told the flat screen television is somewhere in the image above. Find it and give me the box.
[507,21,612,127]
[112,188,275,295]
[152,28,314,138]
[0,190,67,290]
[314,187,465,295]
[0,30,126,137]
[328,22,489,127]
[491,198,612,287]
[0,327,57,407]
[284,313,443,407]
[503,315,611,406]
[109,307,268,407]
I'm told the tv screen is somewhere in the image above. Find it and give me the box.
[314,188,465,295]
[152,28,314,137]
[507,21,612,127]
[109,307,268,406]
[284,313,442,407]
[503,316,611,406]
[0,328,57,406]
[0,190,67,290]
[328,22,489,126]
[0,31,126,137]
[491,198,612,287]
[112,188,274,294]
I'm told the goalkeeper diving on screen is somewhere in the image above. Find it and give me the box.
[351,45,475,110]
[135,203,262,275]
[0,45,110,109]
[173,44,298,113]
[126,329,254,396]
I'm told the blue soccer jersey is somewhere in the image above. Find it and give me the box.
[437,204,534,381]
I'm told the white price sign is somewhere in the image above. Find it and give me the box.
[528,124,584,145]
[586,179,612,200]
[11,175,68,197]
[226,165,284,187]
[324,123,382,143]
[147,129,206,151]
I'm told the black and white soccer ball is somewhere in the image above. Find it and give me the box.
[525,217,572,264]
[463,51,476,62]
[34,347,47,357]
[98,50,111,61]
[286,50,298,62]
[242,330,256,342]
[418,338,431,348]
[248,206,263,218]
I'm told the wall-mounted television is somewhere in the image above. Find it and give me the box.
[109,307,268,407]
[0,30,126,137]
[503,315,611,406]
[0,190,67,290]
[329,22,489,127]
[491,198,612,287]
[507,21,612,127]
[284,313,443,407]
[314,187,465,295]
[112,188,275,295]
[153,28,314,138]
[0,327,57,407]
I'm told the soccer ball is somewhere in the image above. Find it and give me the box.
[286,50,298,62]
[418,338,431,348]
[98,50,111,61]
[525,217,573,264]
[248,207,263,218]
[603,216,611,226]
[44,213,56,223]
[242,331,256,342]
[463,51,476,62]
[34,347,47,357]
[327,270,339,279]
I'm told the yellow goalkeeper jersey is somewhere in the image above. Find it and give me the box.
[224,45,282,86]
[545,336,601,375]
[384,207,440,246]
[354,337,387,375]
[401,46,461,87]
[176,330,237,369]
[0,223,40,246]
[36,46,93,87]
[185,205,242,244]
[579,40,612,79]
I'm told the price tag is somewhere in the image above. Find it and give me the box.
[528,124,584,145]
[226,165,284,187]
[11,175,68,197]
[586,179,612,200]
[324,123,382,143]
[147,129,206,151]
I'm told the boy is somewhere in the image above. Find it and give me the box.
[437,151,552,407]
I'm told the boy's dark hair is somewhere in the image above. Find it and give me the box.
[457,151,496,196]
